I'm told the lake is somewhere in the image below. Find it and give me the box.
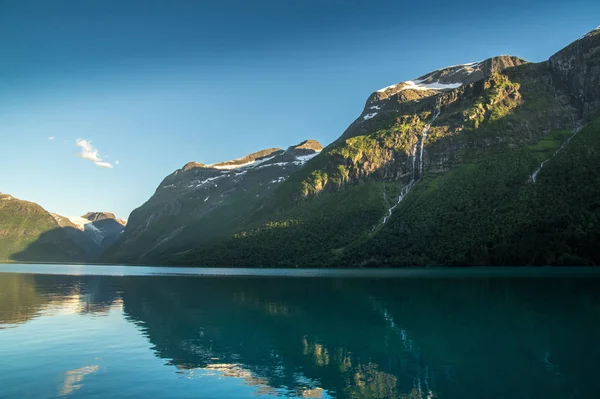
[1,265,599,398]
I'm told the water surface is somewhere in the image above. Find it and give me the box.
[1,265,599,398]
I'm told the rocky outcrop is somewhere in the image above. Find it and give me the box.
[286,140,323,156]
[297,46,586,197]
[340,56,529,142]
[548,27,600,121]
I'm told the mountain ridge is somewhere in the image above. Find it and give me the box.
[103,26,600,267]
[101,139,323,264]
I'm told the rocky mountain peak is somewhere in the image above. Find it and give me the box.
[286,139,323,156]
[183,162,206,171]
[368,55,528,106]
[208,148,284,170]
[82,212,125,225]
[336,55,529,142]
[584,25,600,38]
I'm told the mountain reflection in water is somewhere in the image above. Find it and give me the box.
[1,271,600,398]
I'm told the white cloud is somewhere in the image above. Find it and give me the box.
[115,160,120,165]
[49,136,55,140]
[95,161,113,169]
[75,138,113,169]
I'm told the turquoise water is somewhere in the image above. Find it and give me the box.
[1,266,599,398]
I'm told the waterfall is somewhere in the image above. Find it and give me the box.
[377,106,441,227]
[419,107,441,179]
[532,93,582,182]
[381,182,414,224]
[531,124,583,182]
[411,143,418,183]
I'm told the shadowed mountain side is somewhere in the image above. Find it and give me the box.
[88,218,126,251]
[0,193,89,263]
[59,225,101,259]
[9,227,87,263]
[51,212,126,258]
[101,139,323,264]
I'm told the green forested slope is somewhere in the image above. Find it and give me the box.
[346,116,600,266]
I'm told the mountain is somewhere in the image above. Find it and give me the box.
[81,212,127,226]
[51,212,126,258]
[101,140,323,264]
[0,193,86,262]
[104,27,600,267]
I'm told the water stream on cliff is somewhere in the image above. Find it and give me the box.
[532,95,582,183]
[419,107,441,179]
[379,106,441,226]
[531,124,583,182]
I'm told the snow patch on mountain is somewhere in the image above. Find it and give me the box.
[442,61,479,69]
[401,80,463,92]
[376,61,482,95]
[295,152,320,163]
[189,175,227,188]
[66,216,91,230]
[208,155,277,171]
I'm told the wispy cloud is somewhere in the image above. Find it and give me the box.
[94,161,113,169]
[75,139,113,169]
[49,136,55,140]
[115,160,120,165]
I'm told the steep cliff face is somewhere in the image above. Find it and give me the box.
[102,140,322,264]
[284,55,576,200]
[548,26,600,120]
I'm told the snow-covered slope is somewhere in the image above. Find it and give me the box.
[65,216,90,230]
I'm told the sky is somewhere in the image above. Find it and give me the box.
[1,0,599,220]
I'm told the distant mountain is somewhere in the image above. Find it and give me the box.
[0,193,86,262]
[102,140,322,264]
[81,212,127,226]
[51,212,126,258]
[99,26,600,267]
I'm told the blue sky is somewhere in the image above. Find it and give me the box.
[1,0,598,220]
